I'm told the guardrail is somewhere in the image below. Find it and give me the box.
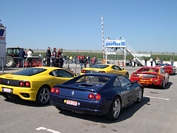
[0,56,83,74]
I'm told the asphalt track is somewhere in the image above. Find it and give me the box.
[0,65,177,133]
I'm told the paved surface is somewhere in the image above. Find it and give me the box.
[0,66,177,133]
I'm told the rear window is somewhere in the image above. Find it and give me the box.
[138,68,159,73]
[76,75,110,84]
[91,65,109,69]
[13,68,47,76]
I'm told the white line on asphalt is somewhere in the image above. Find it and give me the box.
[36,127,61,133]
[36,127,47,130]
[144,95,169,101]
[47,129,61,133]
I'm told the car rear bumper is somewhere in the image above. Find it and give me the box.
[131,78,162,87]
[0,85,37,101]
[50,95,110,115]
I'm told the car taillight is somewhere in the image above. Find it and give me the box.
[81,70,86,73]
[88,93,101,101]
[88,93,94,100]
[0,78,2,83]
[19,81,24,86]
[19,81,31,87]
[51,87,60,94]
[51,88,55,93]
[25,81,30,87]
[95,94,101,100]
[99,71,106,73]
[132,73,138,77]
[55,88,60,94]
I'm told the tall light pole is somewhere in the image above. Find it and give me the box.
[101,15,105,60]
[172,53,174,66]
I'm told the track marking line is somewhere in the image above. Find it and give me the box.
[36,127,61,133]
[144,95,169,101]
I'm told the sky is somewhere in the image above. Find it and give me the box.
[0,0,177,53]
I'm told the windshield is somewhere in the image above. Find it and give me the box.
[13,68,47,76]
[90,65,109,69]
[76,75,110,84]
[138,68,159,73]
[159,64,170,66]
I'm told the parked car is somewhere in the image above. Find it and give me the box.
[130,66,169,89]
[50,73,144,120]
[80,64,129,78]
[157,63,176,75]
[0,67,76,104]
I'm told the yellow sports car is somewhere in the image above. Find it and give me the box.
[80,64,129,78]
[0,67,76,105]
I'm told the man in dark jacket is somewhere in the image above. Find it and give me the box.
[46,47,51,66]
[19,48,25,67]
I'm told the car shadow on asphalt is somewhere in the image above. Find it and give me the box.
[58,97,150,123]
[3,97,51,107]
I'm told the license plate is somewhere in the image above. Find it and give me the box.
[65,100,78,106]
[140,79,149,82]
[2,88,12,93]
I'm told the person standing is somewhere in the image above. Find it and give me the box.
[83,55,87,68]
[129,58,132,67]
[27,49,33,67]
[87,55,90,66]
[170,58,173,66]
[59,55,64,68]
[18,48,25,67]
[51,48,57,66]
[46,47,51,66]
[150,57,153,66]
[133,57,137,67]
[144,58,147,66]
[56,48,63,57]
[79,55,84,70]
[155,57,159,66]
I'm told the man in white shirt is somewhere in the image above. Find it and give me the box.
[27,49,33,67]
[150,57,153,66]
[133,57,137,67]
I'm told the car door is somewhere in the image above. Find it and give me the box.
[113,77,129,107]
[118,75,137,103]
[111,65,125,76]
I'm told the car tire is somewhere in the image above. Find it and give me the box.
[160,79,166,89]
[137,88,143,103]
[105,96,121,121]
[36,86,50,105]
[6,56,15,67]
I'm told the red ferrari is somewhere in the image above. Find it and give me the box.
[130,66,169,89]
[157,63,176,75]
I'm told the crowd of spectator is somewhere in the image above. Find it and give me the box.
[43,47,98,69]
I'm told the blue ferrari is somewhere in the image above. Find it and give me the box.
[50,73,144,120]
